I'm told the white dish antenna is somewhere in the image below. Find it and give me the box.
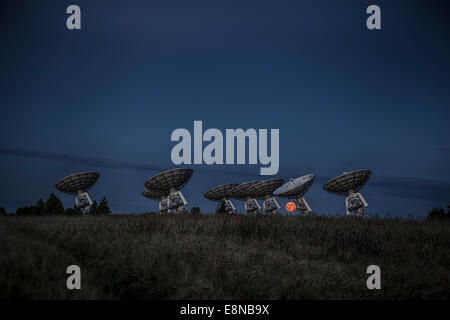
[274,173,315,215]
[323,169,371,216]
[204,183,239,214]
[144,168,193,213]
[55,171,99,215]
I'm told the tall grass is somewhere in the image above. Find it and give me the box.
[0,214,449,299]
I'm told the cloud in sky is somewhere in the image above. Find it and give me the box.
[369,175,450,203]
[425,147,450,153]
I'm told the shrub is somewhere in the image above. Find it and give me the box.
[45,193,65,215]
[95,196,111,215]
[427,207,449,221]
[190,206,201,215]
[215,201,228,214]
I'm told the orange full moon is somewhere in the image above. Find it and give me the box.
[286,202,296,212]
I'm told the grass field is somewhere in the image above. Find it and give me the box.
[0,214,449,299]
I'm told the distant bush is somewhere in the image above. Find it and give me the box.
[190,206,201,215]
[427,207,449,221]
[65,206,83,216]
[12,193,112,216]
[15,198,49,216]
[92,196,112,215]
[35,199,46,216]
[0,207,7,216]
[15,206,36,216]
[215,201,228,214]
[45,193,65,215]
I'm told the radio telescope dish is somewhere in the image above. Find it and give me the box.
[142,188,168,200]
[323,170,371,195]
[274,174,315,215]
[323,170,371,216]
[142,188,170,213]
[144,168,193,213]
[55,172,100,215]
[204,184,238,201]
[229,181,262,214]
[55,172,99,195]
[247,179,284,214]
[229,181,261,200]
[249,179,284,199]
[274,174,314,198]
[145,168,193,191]
[204,183,238,214]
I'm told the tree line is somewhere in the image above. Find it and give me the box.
[1,198,449,219]
[0,193,111,216]
[427,204,450,221]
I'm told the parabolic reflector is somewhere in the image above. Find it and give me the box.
[323,170,371,195]
[144,168,193,213]
[274,174,315,198]
[248,179,284,199]
[204,183,239,201]
[142,188,168,200]
[55,172,100,195]
[229,181,262,200]
[145,168,193,191]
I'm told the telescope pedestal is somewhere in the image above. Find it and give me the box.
[218,199,236,214]
[158,197,169,213]
[296,197,312,215]
[345,192,368,216]
[75,191,93,215]
[167,189,188,213]
[245,198,261,214]
[263,196,281,214]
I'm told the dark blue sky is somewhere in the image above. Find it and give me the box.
[1,0,449,217]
